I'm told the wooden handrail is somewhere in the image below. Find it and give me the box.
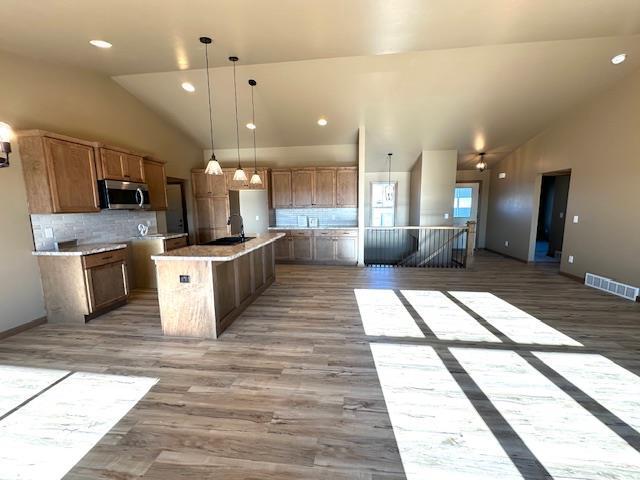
[364,225,467,231]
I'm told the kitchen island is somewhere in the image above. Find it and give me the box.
[151,232,284,339]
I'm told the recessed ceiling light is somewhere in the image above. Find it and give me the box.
[246,122,256,130]
[611,53,627,65]
[181,82,196,93]
[89,39,112,49]
[317,117,328,126]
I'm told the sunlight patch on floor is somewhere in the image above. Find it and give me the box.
[370,343,524,480]
[354,289,424,337]
[535,352,640,433]
[401,290,501,343]
[449,292,582,346]
[0,365,69,417]
[0,369,157,480]
[452,348,640,479]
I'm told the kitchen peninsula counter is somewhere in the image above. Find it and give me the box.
[151,233,284,339]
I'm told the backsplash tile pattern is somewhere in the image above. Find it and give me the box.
[31,210,158,251]
[275,208,357,227]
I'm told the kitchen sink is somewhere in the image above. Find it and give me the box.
[205,236,255,246]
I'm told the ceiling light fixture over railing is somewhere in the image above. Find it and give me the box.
[230,56,247,182]
[248,79,262,186]
[200,36,223,176]
[475,152,487,172]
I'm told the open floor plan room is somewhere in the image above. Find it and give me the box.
[1,1,640,478]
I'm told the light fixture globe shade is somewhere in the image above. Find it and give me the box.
[246,122,256,130]
[233,167,248,182]
[250,172,263,185]
[0,122,13,142]
[204,157,223,175]
[476,160,487,172]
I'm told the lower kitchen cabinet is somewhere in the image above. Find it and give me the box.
[273,229,358,265]
[36,247,129,324]
[292,233,313,260]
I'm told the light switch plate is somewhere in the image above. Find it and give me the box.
[255,215,260,221]
[444,213,449,219]
[498,172,507,179]
[568,255,574,264]
[504,240,509,247]
[573,215,579,223]
[559,212,564,219]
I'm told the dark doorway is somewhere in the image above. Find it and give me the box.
[535,171,571,264]
[166,177,188,235]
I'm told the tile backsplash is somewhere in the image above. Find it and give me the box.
[31,210,158,251]
[275,208,357,227]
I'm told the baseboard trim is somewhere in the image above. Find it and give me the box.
[0,316,47,341]
[484,248,529,263]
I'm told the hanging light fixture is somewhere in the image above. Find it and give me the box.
[475,152,487,172]
[247,79,262,186]
[200,36,223,175]
[229,56,247,182]
[384,153,394,202]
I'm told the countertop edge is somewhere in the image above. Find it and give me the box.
[32,243,128,257]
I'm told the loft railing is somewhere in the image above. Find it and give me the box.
[364,221,476,268]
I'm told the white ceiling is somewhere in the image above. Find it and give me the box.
[3,0,640,170]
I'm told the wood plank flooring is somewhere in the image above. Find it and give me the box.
[0,251,639,479]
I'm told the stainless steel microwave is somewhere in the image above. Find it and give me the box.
[98,179,150,210]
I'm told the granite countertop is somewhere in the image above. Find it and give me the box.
[32,243,128,256]
[129,233,188,241]
[151,232,285,262]
[268,226,358,230]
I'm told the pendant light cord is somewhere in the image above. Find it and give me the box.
[232,59,241,168]
[251,83,257,173]
[204,42,215,156]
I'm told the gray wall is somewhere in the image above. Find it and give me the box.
[486,67,640,285]
[419,150,457,226]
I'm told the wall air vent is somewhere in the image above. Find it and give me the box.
[585,273,639,301]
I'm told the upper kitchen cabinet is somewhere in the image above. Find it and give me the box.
[271,169,293,208]
[18,131,100,213]
[192,169,227,197]
[144,159,168,210]
[314,168,336,207]
[292,168,315,207]
[336,167,358,207]
[96,145,145,182]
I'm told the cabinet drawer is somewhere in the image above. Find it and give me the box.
[333,230,358,237]
[82,248,127,269]
[314,230,334,237]
[164,236,188,251]
[289,230,313,237]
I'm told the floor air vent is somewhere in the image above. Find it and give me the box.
[585,273,639,301]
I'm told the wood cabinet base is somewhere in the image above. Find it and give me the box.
[155,244,275,339]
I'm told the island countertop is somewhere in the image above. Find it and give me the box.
[151,232,285,262]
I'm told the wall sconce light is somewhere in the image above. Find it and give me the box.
[0,122,13,168]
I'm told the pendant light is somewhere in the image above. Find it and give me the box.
[248,79,262,186]
[229,56,247,182]
[384,153,394,202]
[475,152,487,172]
[200,37,223,176]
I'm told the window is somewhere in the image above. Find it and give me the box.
[454,187,473,218]
[371,181,396,227]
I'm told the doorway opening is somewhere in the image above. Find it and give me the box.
[454,182,480,249]
[166,177,188,235]
[535,171,571,265]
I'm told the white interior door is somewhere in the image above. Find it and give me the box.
[453,183,479,249]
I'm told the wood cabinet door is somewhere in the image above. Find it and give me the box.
[314,168,336,207]
[292,236,313,260]
[336,168,358,207]
[100,148,125,179]
[274,236,292,260]
[144,160,168,210]
[85,262,128,312]
[210,173,227,196]
[44,138,100,212]
[195,197,216,229]
[292,169,314,207]
[335,236,358,263]
[314,237,336,261]
[125,155,145,182]
[212,197,230,229]
[192,171,212,196]
[271,170,293,207]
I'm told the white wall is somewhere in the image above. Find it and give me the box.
[0,49,202,334]
[364,172,410,226]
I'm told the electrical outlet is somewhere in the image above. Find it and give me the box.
[44,227,54,239]
[179,275,190,283]
[568,255,574,264]
[573,215,579,224]
[504,240,509,247]
[444,213,449,219]
[255,215,260,221]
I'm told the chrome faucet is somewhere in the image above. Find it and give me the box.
[227,213,245,241]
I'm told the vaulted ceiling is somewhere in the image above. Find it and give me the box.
[2,0,640,170]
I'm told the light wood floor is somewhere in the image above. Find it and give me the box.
[1,251,639,479]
